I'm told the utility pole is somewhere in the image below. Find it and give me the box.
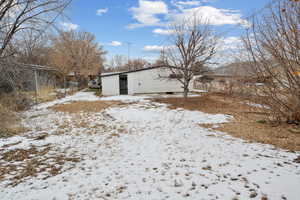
[126,42,132,68]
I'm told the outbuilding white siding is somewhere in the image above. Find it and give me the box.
[101,75,119,96]
[101,67,193,96]
[127,67,183,95]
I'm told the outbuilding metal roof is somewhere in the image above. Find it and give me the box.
[100,65,165,78]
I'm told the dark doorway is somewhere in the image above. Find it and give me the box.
[119,74,128,95]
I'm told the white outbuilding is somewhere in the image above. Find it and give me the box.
[100,66,192,96]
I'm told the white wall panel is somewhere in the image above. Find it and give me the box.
[101,75,119,95]
[128,68,184,94]
[101,68,194,95]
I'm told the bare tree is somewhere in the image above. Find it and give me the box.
[243,0,300,122]
[50,30,106,85]
[154,50,168,66]
[0,0,71,93]
[14,29,51,65]
[104,57,147,72]
[124,58,147,70]
[106,54,127,71]
[163,17,217,99]
[0,0,71,59]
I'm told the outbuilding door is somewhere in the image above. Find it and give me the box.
[119,74,128,95]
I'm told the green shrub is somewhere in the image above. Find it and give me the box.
[256,119,267,124]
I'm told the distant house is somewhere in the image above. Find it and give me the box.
[100,65,192,96]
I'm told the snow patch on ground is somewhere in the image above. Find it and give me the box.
[106,103,231,126]
[55,88,70,93]
[191,89,207,93]
[145,93,201,98]
[0,92,299,200]
[99,93,201,102]
[100,95,149,102]
[34,91,202,110]
[34,91,102,109]
[246,103,270,109]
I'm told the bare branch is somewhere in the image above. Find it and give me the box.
[164,15,218,99]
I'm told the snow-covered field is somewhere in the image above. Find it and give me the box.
[0,92,299,200]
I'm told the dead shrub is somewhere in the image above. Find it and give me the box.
[37,86,57,103]
[24,86,63,104]
[0,104,21,138]
[0,92,32,138]
[243,0,300,123]
[0,92,33,111]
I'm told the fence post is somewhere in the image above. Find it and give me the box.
[34,69,39,105]
[64,75,67,97]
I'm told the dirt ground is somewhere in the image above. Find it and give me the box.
[50,101,119,113]
[153,93,300,152]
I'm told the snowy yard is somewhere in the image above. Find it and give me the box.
[0,92,299,200]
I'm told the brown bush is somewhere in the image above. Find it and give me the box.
[0,93,31,138]
[0,104,19,138]
[243,0,300,123]
[0,103,17,123]
[0,92,33,112]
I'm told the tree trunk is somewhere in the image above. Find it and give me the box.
[183,85,189,101]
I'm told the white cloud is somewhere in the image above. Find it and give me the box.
[143,45,174,52]
[108,41,122,46]
[128,1,249,29]
[171,0,216,11]
[219,36,243,51]
[173,0,201,9]
[143,45,165,52]
[223,36,242,45]
[177,1,201,6]
[153,28,175,35]
[169,6,249,27]
[210,36,245,66]
[96,8,108,16]
[128,0,168,28]
[60,22,79,31]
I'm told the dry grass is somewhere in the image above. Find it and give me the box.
[37,86,57,102]
[50,101,129,136]
[0,103,28,138]
[26,86,80,104]
[0,86,71,138]
[50,100,122,113]
[0,92,33,138]
[25,86,59,103]
[0,145,80,187]
[0,92,32,111]
[153,93,300,151]
[0,103,18,124]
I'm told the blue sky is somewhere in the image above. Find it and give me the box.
[60,0,270,63]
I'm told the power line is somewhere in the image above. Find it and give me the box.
[126,42,133,63]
